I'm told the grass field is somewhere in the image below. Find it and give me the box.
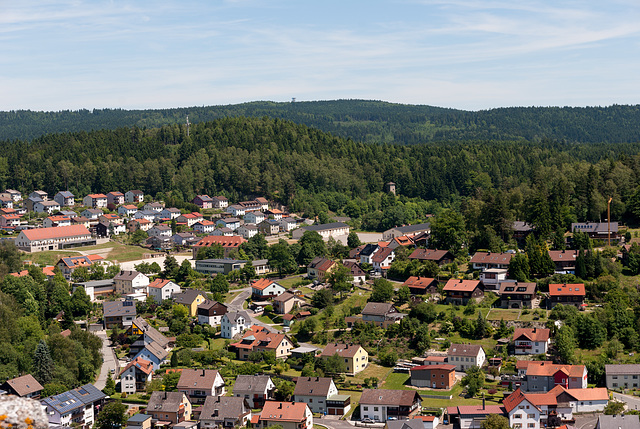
[486,309,519,321]
[24,241,159,265]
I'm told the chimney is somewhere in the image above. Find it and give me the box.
[203,369,206,376]
[278,403,282,409]
[482,396,485,410]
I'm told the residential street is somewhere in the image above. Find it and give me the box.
[94,330,118,391]
[611,391,640,411]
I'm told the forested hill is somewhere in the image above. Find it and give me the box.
[2,100,640,144]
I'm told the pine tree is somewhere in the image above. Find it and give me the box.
[104,372,116,396]
[33,339,54,385]
[475,311,487,339]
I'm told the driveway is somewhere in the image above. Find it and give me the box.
[611,391,640,411]
[94,330,118,390]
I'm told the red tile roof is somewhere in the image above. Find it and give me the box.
[443,279,482,292]
[549,283,585,297]
[252,278,277,291]
[195,235,247,248]
[148,278,172,289]
[403,276,438,289]
[260,401,308,422]
[513,328,550,342]
[548,250,578,262]
[22,225,90,241]
[470,252,513,264]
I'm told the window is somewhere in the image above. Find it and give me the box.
[374,407,379,412]
[309,399,313,403]
[513,413,521,419]
[528,424,535,428]
[527,414,535,419]
[363,407,368,411]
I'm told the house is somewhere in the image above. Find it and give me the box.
[0,213,21,228]
[145,391,192,424]
[159,207,181,220]
[148,278,181,303]
[127,414,152,429]
[443,279,484,305]
[470,251,513,271]
[230,326,293,360]
[307,257,336,281]
[359,243,380,265]
[519,361,587,392]
[255,197,269,210]
[211,196,229,209]
[29,190,48,200]
[128,219,153,232]
[40,384,106,427]
[99,213,124,225]
[133,210,158,222]
[359,389,422,421]
[320,343,368,375]
[42,216,71,228]
[498,281,537,309]
[54,191,75,207]
[103,300,137,329]
[410,364,456,389]
[445,405,506,429]
[387,235,416,250]
[403,276,439,295]
[343,260,366,285]
[547,283,585,309]
[251,278,286,298]
[199,395,252,428]
[479,268,508,290]
[253,259,272,276]
[33,200,61,214]
[221,311,251,339]
[239,200,261,212]
[197,300,228,326]
[144,202,164,212]
[133,341,169,371]
[264,209,284,220]
[258,401,313,429]
[237,224,259,239]
[0,374,43,399]
[118,204,139,217]
[57,254,104,280]
[194,220,217,234]
[244,211,266,225]
[371,247,395,274]
[95,220,127,237]
[125,190,144,203]
[0,195,12,209]
[5,189,21,201]
[605,364,640,389]
[227,204,246,217]
[272,292,303,314]
[277,217,298,232]
[258,219,280,235]
[193,195,214,209]
[408,248,454,266]
[292,377,344,414]
[83,193,108,208]
[106,191,125,206]
[192,235,247,258]
[233,375,275,408]
[513,328,551,355]
[148,224,172,237]
[81,208,103,219]
[503,388,545,429]
[129,317,170,353]
[177,369,225,405]
[382,223,431,241]
[549,250,579,274]
[72,279,115,301]
[447,344,486,371]
[596,414,640,429]
[410,416,440,429]
[571,221,619,241]
[119,356,154,394]
[361,302,405,327]
[113,270,150,296]
[386,420,424,429]
[173,232,198,246]
[292,222,350,241]
[513,221,534,241]
[195,258,247,275]
[212,227,233,236]
[172,289,208,317]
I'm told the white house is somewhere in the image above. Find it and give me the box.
[133,210,157,222]
[216,217,241,231]
[148,224,172,237]
[513,328,551,355]
[125,190,144,203]
[194,220,217,234]
[15,225,94,252]
[447,344,486,371]
[226,205,246,217]
[144,202,164,213]
[34,200,61,214]
[54,191,75,207]
[221,311,251,339]
[118,204,138,217]
[148,278,181,304]
[251,278,286,298]
[237,224,258,239]
[40,384,106,427]
[159,207,182,219]
[292,222,350,241]
[81,208,103,219]
[113,270,150,296]
[244,211,265,225]
[83,194,108,208]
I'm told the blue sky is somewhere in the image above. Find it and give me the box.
[2,0,640,111]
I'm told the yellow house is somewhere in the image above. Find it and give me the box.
[172,289,207,317]
[320,343,369,375]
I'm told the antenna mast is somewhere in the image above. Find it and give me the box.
[186,115,190,137]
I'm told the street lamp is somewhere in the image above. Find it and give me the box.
[608,197,613,247]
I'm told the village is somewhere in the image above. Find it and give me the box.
[0,186,636,429]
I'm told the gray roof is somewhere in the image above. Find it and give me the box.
[225,310,250,323]
[389,223,431,234]
[293,376,334,397]
[362,302,396,316]
[103,300,136,318]
[41,384,105,414]
[74,279,115,288]
[132,317,169,349]
[386,420,424,429]
[127,414,152,424]
[605,364,640,375]
[173,289,207,306]
[448,343,484,357]
[200,258,247,264]
[147,391,186,413]
[113,270,145,281]
[200,395,249,422]
[233,375,273,394]
[596,415,639,429]
[2,374,43,396]
[56,191,74,197]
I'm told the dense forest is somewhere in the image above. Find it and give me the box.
[2,116,640,246]
[2,100,640,144]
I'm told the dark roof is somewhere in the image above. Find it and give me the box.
[173,289,207,306]
[293,376,334,397]
[388,223,430,234]
[132,317,169,348]
[147,391,186,413]
[362,302,396,316]
[359,244,378,257]
[320,343,365,358]
[273,292,296,303]
[2,374,43,396]
[113,270,145,281]
[448,343,484,357]
[224,311,250,323]
[498,281,536,295]
[176,369,222,391]
[233,375,273,394]
[200,395,249,421]
[103,300,136,318]
[408,248,452,261]
[359,389,421,406]
[42,384,106,414]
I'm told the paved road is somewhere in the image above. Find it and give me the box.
[611,391,640,411]
[574,413,599,429]
[94,330,118,390]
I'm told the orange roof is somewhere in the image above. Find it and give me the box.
[133,219,151,225]
[516,360,552,370]
[250,415,260,424]
[377,241,390,247]
[231,327,288,351]
[260,401,308,422]
[121,204,137,210]
[549,283,585,297]
[87,193,107,198]
[503,388,529,413]
[22,225,90,241]
[561,387,608,401]
[403,276,437,289]
[120,356,154,377]
[443,279,482,292]
[252,278,275,291]
[524,361,585,378]
[195,235,247,248]
[42,266,55,276]
[149,278,172,289]
[46,215,70,222]
[513,328,550,342]
[101,213,119,219]
[87,254,104,262]
[412,416,435,422]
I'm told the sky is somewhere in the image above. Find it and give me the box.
[2,0,640,111]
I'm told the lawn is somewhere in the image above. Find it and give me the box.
[383,372,410,390]
[256,314,276,324]
[23,241,159,265]
[486,309,519,321]
[349,363,392,385]
[277,276,308,289]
